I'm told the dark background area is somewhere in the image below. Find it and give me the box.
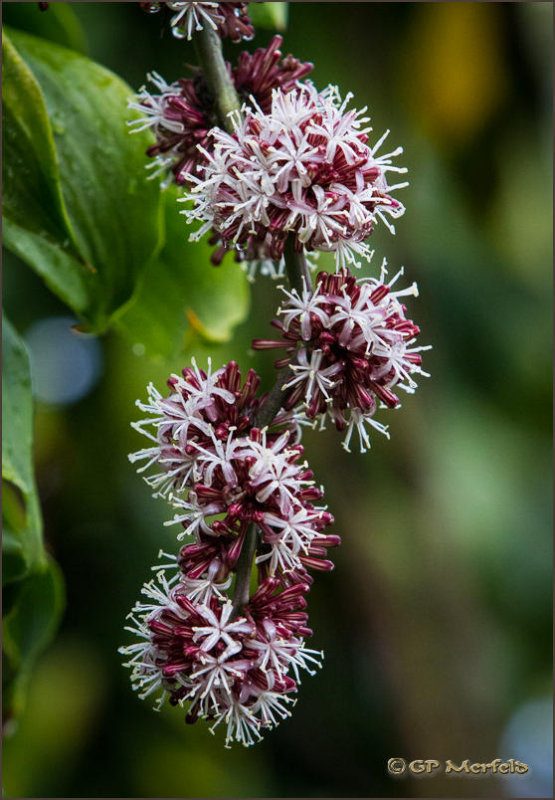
[2,2,552,797]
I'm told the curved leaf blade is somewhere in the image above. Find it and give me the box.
[3,28,163,332]
[2,317,46,584]
[2,218,93,314]
[2,316,34,495]
[2,557,65,722]
[2,33,77,248]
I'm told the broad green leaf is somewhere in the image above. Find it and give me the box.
[2,483,45,591]
[2,557,65,722]
[1,34,79,254]
[1,2,87,54]
[2,28,163,332]
[2,317,34,495]
[2,488,31,591]
[1,33,95,314]
[2,317,46,585]
[2,218,93,314]
[1,320,64,720]
[248,2,289,30]
[117,191,250,360]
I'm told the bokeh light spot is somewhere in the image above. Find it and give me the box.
[25,317,103,406]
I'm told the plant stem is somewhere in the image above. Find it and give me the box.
[253,365,293,428]
[231,523,258,617]
[192,23,255,618]
[193,26,241,133]
[283,234,313,294]
[190,31,313,617]
[253,235,313,427]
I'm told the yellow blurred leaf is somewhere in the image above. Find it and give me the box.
[402,3,509,143]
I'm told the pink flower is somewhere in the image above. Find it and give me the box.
[141,2,254,42]
[128,359,264,497]
[119,567,324,746]
[130,359,338,587]
[182,83,408,269]
[166,426,338,580]
[253,261,430,452]
[128,37,312,191]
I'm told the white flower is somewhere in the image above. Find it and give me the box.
[192,428,241,488]
[180,574,232,604]
[211,696,263,748]
[189,653,251,714]
[128,358,237,498]
[249,623,323,681]
[277,279,331,340]
[127,72,181,135]
[252,690,295,728]
[192,601,253,657]
[282,348,341,407]
[341,407,390,454]
[118,569,191,709]
[164,492,224,540]
[180,82,407,270]
[243,431,311,515]
[166,1,220,39]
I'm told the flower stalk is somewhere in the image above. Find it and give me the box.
[190,27,312,618]
[230,522,258,617]
[193,25,241,132]
[283,234,313,295]
[122,3,428,747]
[190,30,315,606]
[253,235,314,428]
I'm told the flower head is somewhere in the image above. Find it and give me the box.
[181,83,408,269]
[128,37,312,192]
[129,359,264,498]
[253,261,430,452]
[167,426,338,581]
[130,359,338,583]
[119,566,323,746]
[142,2,254,42]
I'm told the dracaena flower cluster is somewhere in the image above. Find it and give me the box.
[181,82,408,270]
[121,359,339,745]
[122,4,429,748]
[120,566,323,746]
[253,260,430,453]
[129,359,337,576]
[128,36,312,190]
[141,1,254,42]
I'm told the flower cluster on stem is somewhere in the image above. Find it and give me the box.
[128,36,312,190]
[121,3,429,747]
[121,359,338,745]
[253,260,430,452]
[181,82,407,272]
[141,1,254,42]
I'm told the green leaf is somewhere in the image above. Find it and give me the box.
[1,319,65,722]
[2,317,46,585]
[2,482,45,591]
[1,33,78,257]
[248,2,289,30]
[2,218,94,315]
[1,2,87,54]
[2,492,32,591]
[2,28,163,333]
[2,317,34,495]
[117,190,250,360]
[2,557,65,723]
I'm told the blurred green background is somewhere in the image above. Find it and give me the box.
[2,2,552,797]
